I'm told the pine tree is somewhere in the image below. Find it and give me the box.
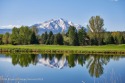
[50,35,54,44]
[54,33,63,45]
[30,32,38,44]
[45,31,53,44]
[43,31,48,44]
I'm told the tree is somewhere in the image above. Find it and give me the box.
[103,32,114,44]
[54,35,57,45]
[30,26,39,44]
[19,26,32,45]
[87,16,105,45]
[42,31,48,44]
[2,32,11,44]
[54,33,63,45]
[0,34,3,45]
[75,31,79,46]
[11,27,20,45]
[68,26,78,46]
[122,31,125,44]
[40,34,45,44]
[50,35,54,44]
[31,26,38,36]
[30,32,38,44]
[63,36,70,45]
[46,31,53,44]
[78,27,87,45]
[111,32,124,44]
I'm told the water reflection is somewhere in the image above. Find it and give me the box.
[4,54,38,67]
[1,53,125,78]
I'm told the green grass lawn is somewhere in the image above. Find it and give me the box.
[0,44,125,51]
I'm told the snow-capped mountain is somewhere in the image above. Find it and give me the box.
[0,18,83,34]
[31,18,82,33]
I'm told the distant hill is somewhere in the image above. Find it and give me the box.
[0,29,12,34]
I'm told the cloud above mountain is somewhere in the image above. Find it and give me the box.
[0,25,21,29]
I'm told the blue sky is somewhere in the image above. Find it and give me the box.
[0,0,125,31]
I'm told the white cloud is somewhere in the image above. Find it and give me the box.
[0,25,21,29]
[0,58,11,63]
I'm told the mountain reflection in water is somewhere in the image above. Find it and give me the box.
[1,53,125,78]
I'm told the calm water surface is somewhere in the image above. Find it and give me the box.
[0,53,125,83]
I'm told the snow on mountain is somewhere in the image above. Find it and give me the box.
[31,18,82,33]
[0,18,83,34]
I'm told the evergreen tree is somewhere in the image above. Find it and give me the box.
[30,32,38,44]
[78,27,87,45]
[54,33,63,45]
[30,26,39,44]
[43,31,48,44]
[41,34,45,44]
[75,32,79,46]
[50,35,54,44]
[46,31,53,44]
[54,35,57,45]
[68,26,78,46]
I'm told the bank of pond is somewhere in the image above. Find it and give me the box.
[0,48,125,55]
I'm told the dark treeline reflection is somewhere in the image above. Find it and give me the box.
[2,54,125,78]
[4,54,38,67]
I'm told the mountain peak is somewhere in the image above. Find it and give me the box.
[59,18,65,21]
[32,18,82,33]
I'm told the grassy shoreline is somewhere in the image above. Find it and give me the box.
[0,44,125,54]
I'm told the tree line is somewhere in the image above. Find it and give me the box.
[0,16,125,46]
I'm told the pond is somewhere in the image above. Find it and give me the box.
[0,53,125,83]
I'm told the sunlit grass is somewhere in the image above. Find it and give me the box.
[0,44,125,51]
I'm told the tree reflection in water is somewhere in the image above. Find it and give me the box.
[3,53,125,78]
[5,54,38,67]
